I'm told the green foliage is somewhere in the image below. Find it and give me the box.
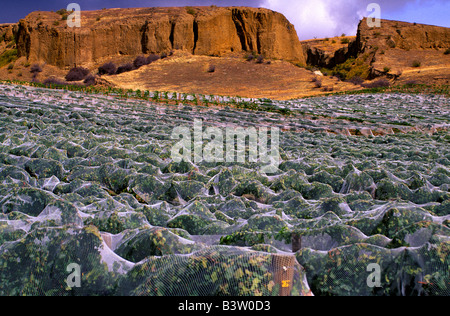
[220,230,266,246]
[56,9,67,15]
[336,116,365,123]
[115,227,197,262]
[0,49,18,68]
[0,226,119,296]
[186,7,196,16]
[85,210,148,234]
[332,57,370,80]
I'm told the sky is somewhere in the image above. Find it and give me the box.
[1,0,449,40]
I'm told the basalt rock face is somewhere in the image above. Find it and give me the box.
[0,24,17,41]
[304,44,355,69]
[15,7,306,68]
[303,18,450,70]
[0,24,18,52]
[355,18,450,80]
[356,18,450,53]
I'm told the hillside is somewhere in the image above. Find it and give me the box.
[105,50,359,100]
[303,18,450,85]
[358,18,450,85]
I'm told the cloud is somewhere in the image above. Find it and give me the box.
[260,0,362,39]
[259,0,448,40]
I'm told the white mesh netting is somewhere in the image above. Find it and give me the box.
[0,84,449,296]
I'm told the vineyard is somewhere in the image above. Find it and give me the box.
[0,83,449,296]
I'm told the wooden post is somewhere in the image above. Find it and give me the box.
[272,255,296,296]
[292,233,302,253]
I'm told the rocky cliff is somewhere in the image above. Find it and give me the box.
[302,36,358,69]
[302,18,450,83]
[356,18,450,53]
[14,6,306,68]
[0,24,17,41]
[356,18,450,80]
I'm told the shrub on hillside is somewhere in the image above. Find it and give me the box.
[411,60,421,68]
[116,63,134,74]
[332,57,370,81]
[361,78,390,89]
[347,76,364,86]
[42,77,67,87]
[147,54,161,63]
[186,7,196,16]
[133,55,150,69]
[98,62,117,75]
[246,53,255,62]
[30,63,43,81]
[0,49,18,68]
[56,9,67,15]
[65,67,90,81]
[83,74,97,86]
[404,79,419,85]
[30,64,43,74]
[313,79,323,88]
